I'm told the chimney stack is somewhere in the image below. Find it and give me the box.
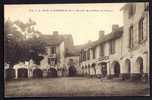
[99,30,104,40]
[112,24,119,32]
[53,31,58,36]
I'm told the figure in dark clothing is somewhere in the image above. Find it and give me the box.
[69,65,76,77]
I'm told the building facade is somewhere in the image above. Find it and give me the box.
[120,3,149,80]
[11,31,82,79]
[80,25,123,79]
[6,3,149,81]
[80,3,149,81]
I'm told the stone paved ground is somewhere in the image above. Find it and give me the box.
[5,77,150,97]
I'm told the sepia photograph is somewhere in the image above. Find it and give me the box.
[4,2,150,97]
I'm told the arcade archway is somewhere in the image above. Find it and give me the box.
[33,68,43,78]
[18,68,28,78]
[47,68,57,77]
[136,57,144,74]
[69,65,77,77]
[88,64,91,75]
[100,62,107,77]
[112,61,120,77]
[91,63,96,75]
[5,68,15,80]
[125,59,131,73]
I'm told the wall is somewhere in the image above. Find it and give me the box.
[59,41,65,68]
[122,3,149,74]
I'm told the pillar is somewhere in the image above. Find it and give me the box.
[15,68,18,79]
[143,53,149,82]
[28,69,33,78]
[96,64,101,78]
[107,61,112,79]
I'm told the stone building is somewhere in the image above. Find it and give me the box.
[80,3,149,81]
[12,31,82,79]
[40,31,67,77]
[120,3,149,80]
[80,26,123,79]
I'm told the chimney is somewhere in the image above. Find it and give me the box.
[112,24,119,32]
[53,31,58,36]
[88,40,92,43]
[99,30,104,40]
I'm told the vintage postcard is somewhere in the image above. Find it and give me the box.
[4,2,150,97]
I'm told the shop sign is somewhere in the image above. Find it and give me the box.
[98,56,109,61]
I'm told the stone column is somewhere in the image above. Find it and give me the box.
[28,69,32,78]
[107,62,112,79]
[96,64,101,78]
[143,53,148,82]
[15,68,18,79]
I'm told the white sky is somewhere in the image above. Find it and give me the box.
[4,3,125,45]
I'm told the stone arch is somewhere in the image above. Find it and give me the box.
[111,61,120,77]
[33,68,43,78]
[125,59,131,73]
[100,62,107,77]
[92,63,96,67]
[85,65,87,75]
[91,63,96,75]
[88,64,91,75]
[5,68,15,80]
[18,68,28,78]
[81,66,84,75]
[47,68,57,77]
[69,65,77,77]
[136,57,144,74]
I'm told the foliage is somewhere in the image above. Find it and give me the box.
[4,18,46,67]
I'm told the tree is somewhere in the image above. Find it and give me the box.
[27,36,47,65]
[4,19,25,67]
[4,18,46,67]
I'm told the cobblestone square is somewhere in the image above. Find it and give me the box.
[5,77,150,97]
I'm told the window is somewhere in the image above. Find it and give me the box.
[109,40,115,54]
[51,47,56,54]
[83,51,86,61]
[48,58,51,64]
[87,49,90,60]
[144,2,149,11]
[80,50,83,62]
[53,58,57,64]
[128,4,136,18]
[48,58,57,65]
[129,26,134,48]
[100,44,104,57]
[138,18,144,43]
[92,47,96,59]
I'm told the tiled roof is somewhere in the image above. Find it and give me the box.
[41,35,64,46]
[41,34,79,57]
[65,47,80,57]
[41,34,74,47]
[86,27,123,48]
